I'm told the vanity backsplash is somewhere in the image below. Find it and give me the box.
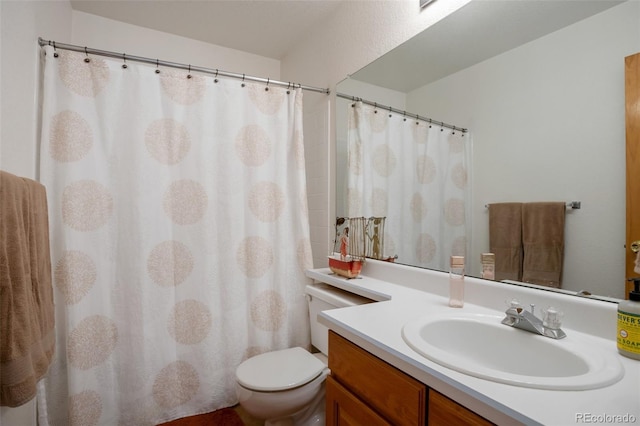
[358,259,618,340]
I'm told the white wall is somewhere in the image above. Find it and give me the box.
[406,1,640,298]
[0,1,71,422]
[0,1,72,179]
[70,11,280,78]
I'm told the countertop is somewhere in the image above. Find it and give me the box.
[306,261,640,426]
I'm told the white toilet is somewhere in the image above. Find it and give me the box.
[235,283,372,426]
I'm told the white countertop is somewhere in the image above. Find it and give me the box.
[306,261,640,426]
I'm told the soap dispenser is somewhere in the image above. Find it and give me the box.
[617,277,640,360]
[448,256,465,308]
[480,253,495,280]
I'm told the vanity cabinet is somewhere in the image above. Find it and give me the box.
[327,331,426,425]
[327,331,493,426]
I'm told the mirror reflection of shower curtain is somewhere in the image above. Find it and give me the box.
[346,102,470,271]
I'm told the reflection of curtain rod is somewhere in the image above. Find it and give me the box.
[484,201,581,209]
[336,92,467,133]
[38,38,330,95]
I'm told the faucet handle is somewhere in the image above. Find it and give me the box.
[503,299,526,315]
[506,298,522,309]
[543,307,564,330]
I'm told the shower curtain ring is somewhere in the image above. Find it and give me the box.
[53,41,58,58]
[241,74,245,87]
[265,78,269,91]
[214,69,219,83]
[122,53,127,69]
[388,105,392,118]
[286,82,291,94]
[84,47,90,63]
[155,59,160,74]
[187,64,192,79]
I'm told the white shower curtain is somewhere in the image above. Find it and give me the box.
[346,102,469,270]
[37,46,313,425]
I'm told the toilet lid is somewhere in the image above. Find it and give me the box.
[236,347,326,392]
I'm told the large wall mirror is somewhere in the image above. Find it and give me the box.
[335,0,640,300]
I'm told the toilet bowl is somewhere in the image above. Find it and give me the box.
[235,283,372,426]
[236,347,329,426]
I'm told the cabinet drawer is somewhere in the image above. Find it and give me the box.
[428,389,494,426]
[328,331,427,425]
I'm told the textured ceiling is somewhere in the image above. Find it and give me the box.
[69,0,345,60]
[70,0,625,91]
[350,0,624,92]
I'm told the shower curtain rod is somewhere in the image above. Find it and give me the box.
[38,37,331,95]
[337,92,467,133]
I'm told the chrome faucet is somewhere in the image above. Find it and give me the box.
[501,301,566,339]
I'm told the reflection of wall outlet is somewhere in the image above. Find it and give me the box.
[420,0,437,9]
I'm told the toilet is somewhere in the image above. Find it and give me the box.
[235,283,372,426]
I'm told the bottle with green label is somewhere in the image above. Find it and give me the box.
[617,278,640,360]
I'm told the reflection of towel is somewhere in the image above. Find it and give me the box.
[521,202,565,288]
[489,203,523,281]
[0,171,55,407]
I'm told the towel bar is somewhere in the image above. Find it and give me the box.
[485,201,581,210]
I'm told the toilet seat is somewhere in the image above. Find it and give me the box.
[236,347,325,392]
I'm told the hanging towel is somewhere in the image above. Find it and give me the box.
[489,203,523,281]
[0,171,55,407]
[521,202,566,288]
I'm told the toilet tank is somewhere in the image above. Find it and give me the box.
[305,283,373,355]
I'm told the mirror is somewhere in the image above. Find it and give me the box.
[336,0,640,300]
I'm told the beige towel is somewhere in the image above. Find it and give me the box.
[521,202,565,288]
[0,171,55,407]
[489,203,523,281]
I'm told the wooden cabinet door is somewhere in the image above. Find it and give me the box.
[329,331,427,425]
[428,390,494,426]
[626,52,640,297]
[326,376,391,426]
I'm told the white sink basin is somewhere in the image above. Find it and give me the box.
[402,312,624,390]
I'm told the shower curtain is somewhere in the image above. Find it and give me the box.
[346,102,470,270]
[37,46,312,425]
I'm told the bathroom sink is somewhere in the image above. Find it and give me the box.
[401,312,624,390]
